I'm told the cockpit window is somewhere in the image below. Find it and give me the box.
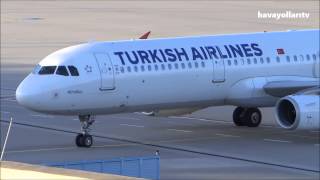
[56,66,69,76]
[38,66,57,75]
[32,64,41,74]
[68,66,79,76]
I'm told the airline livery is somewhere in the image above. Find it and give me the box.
[16,30,320,147]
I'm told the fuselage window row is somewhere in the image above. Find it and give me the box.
[118,53,319,74]
[226,54,318,67]
[120,61,206,74]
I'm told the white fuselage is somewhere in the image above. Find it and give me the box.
[16,29,320,116]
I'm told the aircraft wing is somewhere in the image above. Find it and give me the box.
[263,80,320,97]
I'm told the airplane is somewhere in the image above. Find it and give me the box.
[16,29,320,147]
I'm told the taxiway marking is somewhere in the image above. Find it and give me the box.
[120,124,145,128]
[0,111,10,114]
[31,114,54,118]
[167,128,192,133]
[264,139,291,143]
[2,98,16,102]
[170,116,231,124]
[5,143,135,154]
[215,133,240,138]
[285,134,319,139]
[311,130,320,133]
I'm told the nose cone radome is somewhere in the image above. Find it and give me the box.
[16,75,41,110]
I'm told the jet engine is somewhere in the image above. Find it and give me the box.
[275,95,319,130]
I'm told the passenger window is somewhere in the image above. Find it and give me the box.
[127,66,131,72]
[161,64,165,70]
[306,54,310,61]
[154,64,159,71]
[299,55,304,61]
[39,66,56,75]
[168,64,172,70]
[174,63,179,69]
[56,66,69,76]
[141,65,145,72]
[276,57,280,63]
[134,66,138,72]
[260,57,264,64]
[148,65,152,71]
[254,58,258,64]
[266,57,271,63]
[313,54,317,61]
[228,60,232,66]
[234,60,238,65]
[293,55,298,62]
[120,67,124,73]
[247,59,251,65]
[181,63,186,69]
[188,62,192,68]
[201,61,205,67]
[68,66,79,76]
[286,56,290,62]
[194,62,199,68]
[240,59,244,65]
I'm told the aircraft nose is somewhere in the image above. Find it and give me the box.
[16,76,40,109]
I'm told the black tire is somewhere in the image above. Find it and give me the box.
[76,134,84,147]
[233,107,245,126]
[82,135,93,148]
[245,108,262,127]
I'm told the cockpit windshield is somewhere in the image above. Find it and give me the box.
[32,64,79,76]
[32,64,41,74]
[56,66,69,76]
[38,66,57,75]
[68,66,79,76]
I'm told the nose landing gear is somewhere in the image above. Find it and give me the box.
[233,107,262,127]
[76,115,95,148]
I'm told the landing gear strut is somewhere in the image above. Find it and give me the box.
[76,115,95,148]
[233,107,261,127]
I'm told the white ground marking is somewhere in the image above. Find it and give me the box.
[0,111,10,114]
[31,114,54,118]
[263,139,291,143]
[5,143,134,154]
[285,134,319,139]
[0,104,24,108]
[167,128,192,133]
[2,98,16,102]
[215,133,240,138]
[314,144,320,147]
[260,125,275,128]
[170,116,231,124]
[120,124,145,128]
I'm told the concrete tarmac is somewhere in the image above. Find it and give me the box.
[1,1,319,179]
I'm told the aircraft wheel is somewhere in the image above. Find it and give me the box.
[245,108,262,127]
[233,107,246,126]
[82,134,93,148]
[76,134,84,147]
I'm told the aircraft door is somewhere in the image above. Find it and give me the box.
[94,53,115,90]
[212,58,225,83]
